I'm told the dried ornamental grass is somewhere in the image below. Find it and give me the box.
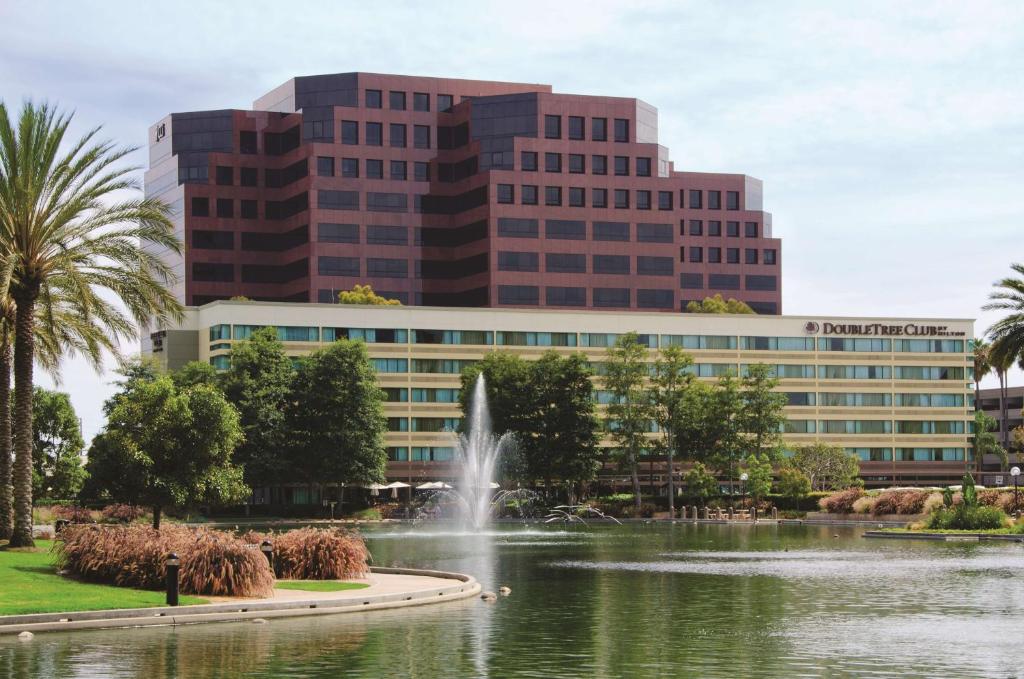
[851,496,876,514]
[270,528,371,580]
[895,490,931,515]
[922,493,945,514]
[101,504,148,523]
[53,505,96,523]
[871,492,902,516]
[179,532,274,598]
[818,488,864,514]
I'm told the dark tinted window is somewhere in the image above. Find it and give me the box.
[658,191,673,210]
[365,89,382,108]
[521,151,538,171]
[593,221,629,241]
[708,190,721,210]
[545,186,562,206]
[367,192,408,213]
[522,185,538,205]
[568,154,585,174]
[319,256,360,276]
[637,223,672,242]
[191,197,209,217]
[318,223,359,243]
[688,189,702,209]
[390,160,406,180]
[764,249,777,265]
[593,254,630,274]
[708,247,721,263]
[367,225,407,245]
[389,91,406,110]
[240,200,258,219]
[614,156,629,176]
[593,288,629,307]
[637,190,651,210]
[239,131,257,154]
[389,123,406,147]
[746,275,777,291]
[498,251,539,272]
[192,230,234,250]
[636,157,651,177]
[497,184,514,204]
[366,159,383,179]
[497,217,539,238]
[638,289,673,308]
[614,189,629,209]
[545,152,562,172]
[568,116,585,140]
[614,118,629,142]
[709,273,740,289]
[592,155,607,175]
[413,125,430,149]
[365,122,383,146]
[745,221,759,237]
[341,120,358,144]
[318,190,359,210]
[438,94,454,112]
[367,258,407,278]
[544,115,561,139]
[341,157,359,178]
[689,247,702,263]
[637,256,673,276]
[216,198,233,218]
[680,273,703,289]
[317,156,334,177]
[727,248,740,263]
[592,188,608,208]
[546,286,585,306]
[414,162,430,182]
[240,167,257,186]
[568,187,585,207]
[727,191,740,210]
[546,219,585,240]
[192,262,233,282]
[708,220,721,236]
[498,285,539,305]
[745,248,758,264]
[215,166,233,186]
[727,221,740,237]
[592,117,607,141]
[546,253,586,273]
[689,220,703,236]
[413,92,430,111]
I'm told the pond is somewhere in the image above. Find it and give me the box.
[1,523,1022,678]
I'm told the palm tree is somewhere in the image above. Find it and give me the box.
[0,101,183,547]
[984,263,1024,457]
[971,338,991,412]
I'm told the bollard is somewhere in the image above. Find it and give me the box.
[772,507,778,520]
[165,553,180,607]
[260,540,274,571]
[752,507,758,522]
[702,507,709,520]
[728,507,735,521]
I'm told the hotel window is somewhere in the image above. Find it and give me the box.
[818,338,891,352]
[745,248,758,264]
[414,161,430,182]
[412,330,493,345]
[637,256,673,276]
[545,186,562,206]
[592,155,608,175]
[191,197,209,217]
[318,223,358,243]
[372,358,408,373]
[438,94,454,112]
[367,226,407,246]
[498,285,540,305]
[413,125,431,149]
[894,339,965,353]
[740,336,815,351]
[637,190,651,210]
[366,258,408,278]
[818,365,891,379]
[689,220,703,236]
[498,251,539,272]
[708,221,722,236]
[592,117,608,141]
[680,273,702,289]
[521,151,538,171]
[325,327,406,343]
[658,191,673,210]
[546,253,586,273]
[764,249,777,265]
[662,335,736,350]
[894,366,965,380]
[614,118,629,142]
[819,393,892,407]
[216,198,233,218]
[215,166,233,186]
[341,157,359,178]
[240,167,258,186]
[413,92,430,111]
[390,161,407,180]
[783,420,817,434]
[365,89,382,108]
[497,331,578,347]
[209,324,231,342]
[785,392,816,406]
[727,191,740,210]
[636,157,652,177]
[522,185,538,205]
[389,91,406,110]
[389,123,407,148]
[726,221,740,237]
[819,420,892,434]
[365,122,383,146]
[545,152,562,173]
[341,120,358,145]
[592,289,631,308]
[568,154,585,174]
[593,254,630,274]
[316,157,334,177]
[569,187,586,207]
[745,221,759,237]
[568,116,585,140]
[412,388,460,403]
[366,159,383,179]
[592,188,608,208]
[614,156,630,176]
[689,247,703,263]
[497,184,514,204]
[614,189,630,209]
[708,247,722,263]
[726,248,740,263]
[746,364,814,379]
[546,287,586,306]
[239,130,257,154]
[387,417,409,432]
[240,200,257,219]
[688,190,702,209]
[544,114,561,139]
[708,190,721,210]
[497,217,538,238]
[547,219,585,240]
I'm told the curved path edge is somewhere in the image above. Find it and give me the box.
[0,567,481,636]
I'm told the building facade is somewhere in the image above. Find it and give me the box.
[144,72,782,332]
[148,301,975,491]
[976,385,1024,484]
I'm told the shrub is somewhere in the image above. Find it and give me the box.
[818,488,864,514]
[922,493,945,515]
[55,524,274,597]
[53,505,96,523]
[927,505,1007,531]
[101,504,148,523]
[870,492,902,516]
[852,496,876,514]
[352,508,382,521]
[621,503,657,519]
[264,528,370,580]
[895,490,931,515]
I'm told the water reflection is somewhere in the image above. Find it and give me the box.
[2,525,1022,678]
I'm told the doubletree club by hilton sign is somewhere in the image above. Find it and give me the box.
[803,321,966,338]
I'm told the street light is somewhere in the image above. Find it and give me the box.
[739,472,749,510]
[1012,467,1021,516]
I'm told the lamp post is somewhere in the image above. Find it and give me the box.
[740,472,749,510]
[1012,467,1021,516]
[165,553,180,607]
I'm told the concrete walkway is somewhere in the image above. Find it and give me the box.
[0,567,480,636]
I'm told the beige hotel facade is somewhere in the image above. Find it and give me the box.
[146,301,975,490]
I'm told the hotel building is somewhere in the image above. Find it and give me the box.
[147,301,975,491]
[144,72,782,321]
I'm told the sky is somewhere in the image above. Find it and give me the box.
[0,0,1021,441]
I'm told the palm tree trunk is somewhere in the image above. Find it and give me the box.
[0,336,11,540]
[666,430,675,517]
[9,294,36,547]
[1000,370,1010,451]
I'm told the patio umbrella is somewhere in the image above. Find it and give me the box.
[365,482,388,496]
[416,481,441,490]
[386,481,411,499]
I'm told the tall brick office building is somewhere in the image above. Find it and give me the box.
[145,73,782,313]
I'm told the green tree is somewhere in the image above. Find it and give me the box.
[337,284,401,305]
[286,340,387,492]
[973,410,1007,470]
[171,360,219,389]
[220,328,293,488]
[684,462,718,506]
[0,102,183,546]
[86,375,245,528]
[740,363,788,462]
[775,466,811,503]
[742,453,773,503]
[685,294,755,314]
[651,344,696,516]
[708,373,746,498]
[984,264,1024,450]
[603,332,653,512]
[791,443,860,491]
[30,387,85,500]
[971,337,991,416]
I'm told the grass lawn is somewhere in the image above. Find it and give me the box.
[275,580,370,592]
[0,540,206,616]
